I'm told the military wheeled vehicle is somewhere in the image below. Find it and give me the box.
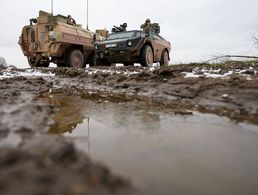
[19,10,97,68]
[95,25,171,67]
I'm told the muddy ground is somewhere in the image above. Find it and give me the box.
[0,61,258,195]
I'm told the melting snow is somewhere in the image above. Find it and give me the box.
[85,68,143,76]
[183,67,256,80]
[0,69,55,80]
[184,71,233,78]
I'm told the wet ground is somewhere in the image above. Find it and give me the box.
[0,61,258,195]
[43,93,258,195]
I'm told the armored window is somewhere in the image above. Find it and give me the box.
[107,31,135,40]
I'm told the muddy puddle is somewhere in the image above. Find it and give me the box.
[40,92,258,195]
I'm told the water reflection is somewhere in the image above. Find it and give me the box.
[39,92,258,195]
[40,92,164,135]
[40,94,89,134]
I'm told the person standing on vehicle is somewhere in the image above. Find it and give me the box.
[140,19,153,32]
[67,15,76,25]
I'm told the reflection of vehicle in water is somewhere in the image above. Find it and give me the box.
[39,93,91,158]
[39,94,88,134]
[19,10,98,68]
[39,92,162,134]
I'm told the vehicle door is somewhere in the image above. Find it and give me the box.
[151,34,164,61]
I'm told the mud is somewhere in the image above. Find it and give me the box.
[40,93,258,195]
[0,75,134,195]
[0,61,258,195]
[41,61,258,124]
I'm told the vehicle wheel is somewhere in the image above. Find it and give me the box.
[67,49,84,68]
[140,45,153,67]
[88,53,97,67]
[123,62,134,66]
[160,51,169,66]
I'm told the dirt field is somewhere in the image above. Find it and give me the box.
[0,61,258,195]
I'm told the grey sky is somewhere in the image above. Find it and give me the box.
[0,0,257,67]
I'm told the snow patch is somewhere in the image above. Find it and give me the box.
[0,69,55,80]
[183,66,256,80]
[85,68,142,76]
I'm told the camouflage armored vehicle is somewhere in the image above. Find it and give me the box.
[19,10,97,68]
[95,24,171,67]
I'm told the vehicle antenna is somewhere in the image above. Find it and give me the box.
[86,0,89,30]
[50,0,54,30]
[51,0,53,15]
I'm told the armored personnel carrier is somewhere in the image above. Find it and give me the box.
[19,11,97,68]
[95,23,171,67]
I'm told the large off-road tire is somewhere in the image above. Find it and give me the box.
[160,50,169,66]
[66,49,84,68]
[140,45,153,67]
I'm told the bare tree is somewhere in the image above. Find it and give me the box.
[206,54,258,63]
[253,34,258,47]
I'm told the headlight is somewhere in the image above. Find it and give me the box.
[128,41,132,46]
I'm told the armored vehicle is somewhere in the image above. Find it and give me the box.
[95,29,171,66]
[19,10,96,68]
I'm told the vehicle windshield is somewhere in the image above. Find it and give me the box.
[107,31,136,40]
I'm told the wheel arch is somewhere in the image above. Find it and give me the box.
[63,44,84,64]
[164,48,170,60]
[140,41,154,58]
[65,44,84,56]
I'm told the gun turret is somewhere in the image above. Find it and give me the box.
[112,23,127,33]
[152,23,160,34]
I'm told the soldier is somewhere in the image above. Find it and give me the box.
[67,15,76,25]
[140,19,153,32]
[120,23,127,32]
[29,18,38,25]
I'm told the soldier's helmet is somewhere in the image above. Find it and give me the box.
[146,19,151,23]
[68,15,71,19]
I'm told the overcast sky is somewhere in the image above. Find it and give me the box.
[0,0,258,67]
